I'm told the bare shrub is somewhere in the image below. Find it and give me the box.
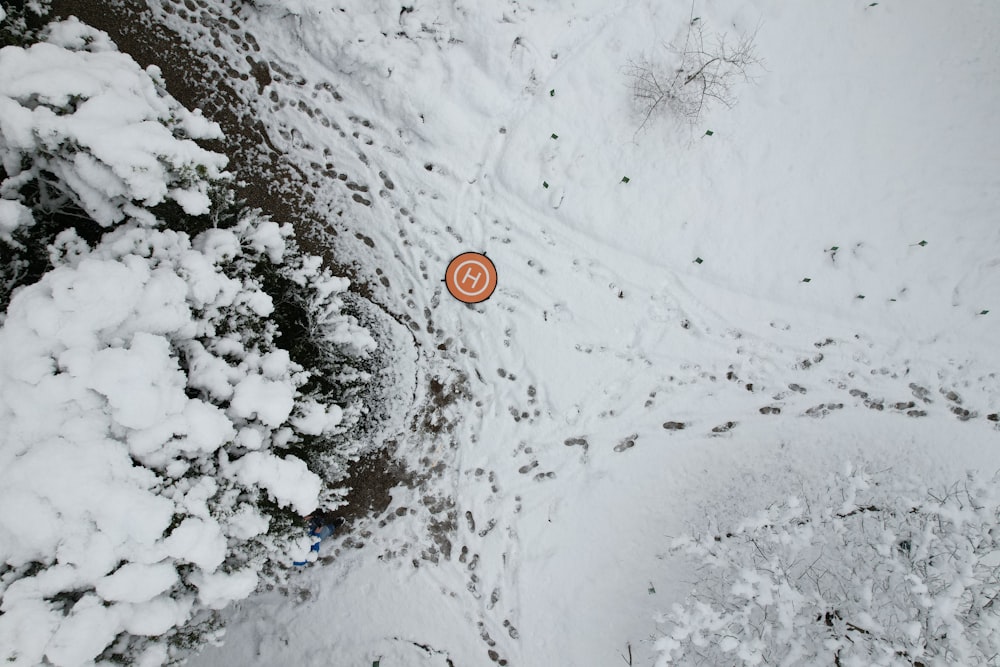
[627,15,762,130]
[655,466,1000,666]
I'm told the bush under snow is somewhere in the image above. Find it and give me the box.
[0,14,376,667]
[0,15,228,309]
[0,15,227,227]
[655,466,1000,667]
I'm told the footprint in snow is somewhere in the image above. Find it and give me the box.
[549,185,565,208]
[804,403,844,418]
[711,421,737,434]
[940,387,977,421]
[795,353,824,370]
[909,383,933,404]
[614,434,637,452]
[865,397,888,411]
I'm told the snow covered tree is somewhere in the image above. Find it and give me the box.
[0,2,46,48]
[0,13,228,308]
[655,466,1000,666]
[0,13,376,666]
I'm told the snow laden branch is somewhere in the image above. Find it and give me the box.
[0,16,376,667]
[655,466,1000,666]
[0,212,373,667]
[626,17,761,130]
[0,16,227,228]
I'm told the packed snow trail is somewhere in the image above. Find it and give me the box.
[147,0,1000,665]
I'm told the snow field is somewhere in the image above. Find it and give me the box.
[144,0,1000,665]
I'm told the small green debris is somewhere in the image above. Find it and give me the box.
[691,16,701,23]
[890,298,897,302]
[694,257,704,265]
[549,89,555,97]
[868,2,878,6]
[980,310,990,315]
[704,129,714,136]
[542,181,549,189]
[620,176,630,184]
[917,240,928,247]
[373,662,380,667]
[551,133,559,139]
[856,294,866,299]
[802,277,811,283]
[647,582,656,595]
[830,246,839,252]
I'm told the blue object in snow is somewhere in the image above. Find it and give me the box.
[293,518,337,566]
[292,540,322,567]
[311,523,336,540]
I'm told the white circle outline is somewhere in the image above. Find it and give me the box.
[451,259,493,297]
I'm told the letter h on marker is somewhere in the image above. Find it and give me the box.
[461,266,483,291]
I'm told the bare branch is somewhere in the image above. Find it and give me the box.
[626,17,762,130]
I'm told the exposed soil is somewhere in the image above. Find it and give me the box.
[329,444,414,525]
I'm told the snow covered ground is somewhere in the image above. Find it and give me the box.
[157,0,1000,664]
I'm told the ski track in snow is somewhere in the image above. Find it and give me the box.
[162,0,1000,665]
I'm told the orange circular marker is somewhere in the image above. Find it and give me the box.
[445,252,497,303]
